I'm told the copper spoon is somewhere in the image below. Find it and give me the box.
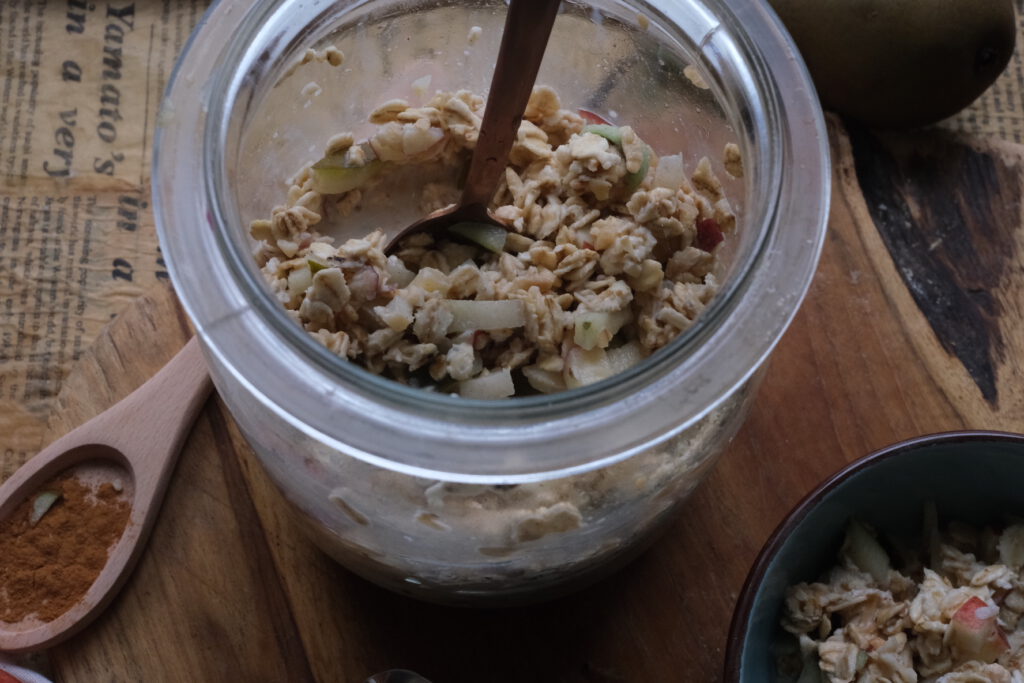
[384,0,561,253]
[0,337,211,653]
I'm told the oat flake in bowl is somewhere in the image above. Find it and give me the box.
[781,515,1024,681]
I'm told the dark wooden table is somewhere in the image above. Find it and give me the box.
[23,115,1022,682]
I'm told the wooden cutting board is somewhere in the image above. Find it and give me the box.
[27,118,1024,681]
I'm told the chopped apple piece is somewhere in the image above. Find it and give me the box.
[311,163,380,194]
[310,150,383,194]
[573,309,630,350]
[401,124,445,158]
[654,153,685,189]
[458,368,514,399]
[449,222,507,253]
[949,596,1010,664]
[573,312,612,350]
[696,217,724,251]
[30,491,61,526]
[522,365,567,394]
[408,267,448,293]
[345,266,380,300]
[384,255,415,288]
[287,265,313,298]
[307,241,336,261]
[606,340,645,374]
[564,345,614,388]
[444,300,526,332]
[842,519,891,585]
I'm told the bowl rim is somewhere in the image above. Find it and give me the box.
[722,428,1024,682]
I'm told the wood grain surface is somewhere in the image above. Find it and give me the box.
[13,117,1024,682]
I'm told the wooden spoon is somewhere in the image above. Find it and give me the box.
[384,0,561,253]
[0,337,211,653]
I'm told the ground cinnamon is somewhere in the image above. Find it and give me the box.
[0,474,130,623]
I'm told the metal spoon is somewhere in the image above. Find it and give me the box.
[384,0,561,253]
[0,338,211,653]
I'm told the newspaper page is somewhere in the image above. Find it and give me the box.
[944,11,1024,143]
[0,0,209,479]
[1,2,1023,479]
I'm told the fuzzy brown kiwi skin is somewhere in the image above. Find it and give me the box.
[769,0,1017,129]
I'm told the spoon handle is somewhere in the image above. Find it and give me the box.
[0,337,210,508]
[460,0,561,208]
[104,336,211,501]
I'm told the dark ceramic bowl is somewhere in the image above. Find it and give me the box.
[723,430,1024,682]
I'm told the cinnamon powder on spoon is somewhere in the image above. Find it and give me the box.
[0,475,130,623]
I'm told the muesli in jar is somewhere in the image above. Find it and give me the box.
[250,84,737,398]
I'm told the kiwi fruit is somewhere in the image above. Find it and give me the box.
[769,0,1018,128]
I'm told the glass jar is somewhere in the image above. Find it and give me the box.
[154,0,829,604]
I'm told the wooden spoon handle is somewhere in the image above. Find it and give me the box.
[105,336,211,476]
[459,0,561,208]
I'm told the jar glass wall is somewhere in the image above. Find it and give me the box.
[155,0,828,603]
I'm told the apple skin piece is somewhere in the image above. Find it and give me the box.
[696,218,724,252]
[949,596,1010,664]
[624,145,650,193]
[307,141,385,195]
[578,108,612,125]
[310,156,383,195]
[582,124,623,146]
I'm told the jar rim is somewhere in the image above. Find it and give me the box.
[153,0,830,480]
